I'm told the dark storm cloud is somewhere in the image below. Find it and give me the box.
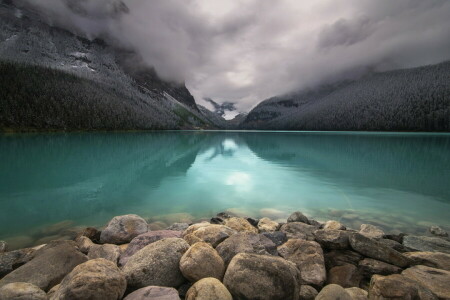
[15,0,450,111]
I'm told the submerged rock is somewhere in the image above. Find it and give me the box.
[166,223,190,232]
[327,264,361,288]
[349,233,409,267]
[223,217,258,233]
[429,226,448,237]
[124,286,180,300]
[278,239,326,287]
[180,242,225,282]
[257,217,280,232]
[403,235,450,254]
[315,284,352,300]
[122,238,189,289]
[0,282,47,300]
[50,258,126,300]
[0,241,87,292]
[100,214,148,244]
[403,251,450,271]
[402,265,450,299]
[186,278,232,300]
[87,244,121,264]
[359,224,385,239]
[119,230,182,266]
[287,211,310,224]
[314,229,350,250]
[223,253,300,300]
[215,232,277,266]
[280,222,316,240]
[323,220,346,231]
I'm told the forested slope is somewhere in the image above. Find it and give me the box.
[242,62,450,131]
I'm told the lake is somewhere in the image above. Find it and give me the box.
[1,131,449,249]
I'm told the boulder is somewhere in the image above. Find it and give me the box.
[0,241,87,292]
[377,238,412,253]
[215,232,277,266]
[324,250,363,269]
[119,230,182,266]
[180,242,225,282]
[315,284,352,300]
[257,217,280,232]
[327,264,361,288]
[0,248,36,277]
[429,226,448,237]
[223,253,300,300]
[368,274,436,300]
[314,229,350,250]
[0,282,47,300]
[278,239,326,287]
[184,234,204,246]
[100,214,148,244]
[359,224,385,239]
[246,217,259,227]
[167,223,190,232]
[124,286,181,300]
[183,224,236,248]
[323,220,346,230]
[122,238,189,289]
[358,258,401,277]
[403,251,450,271]
[349,233,409,267]
[0,242,7,253]
[75,236,94,254]
[403,235,450,254]
[345,287,368,300]
[223,217,258,233]
[402,265,450,299]
[299,285,318,300]
[50,258,126,300]
[261,231,287,246]
[88,244,121,264]
[76,227,101,243]
[287,211,310,224]
[185,278,232,300]
[280,222,316,240]
[47,284,59,299]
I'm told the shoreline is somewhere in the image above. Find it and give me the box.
[0,211,449,299]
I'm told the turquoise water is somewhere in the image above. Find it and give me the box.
[0,131,449,249]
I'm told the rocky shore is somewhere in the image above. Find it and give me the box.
[0,211,449,300]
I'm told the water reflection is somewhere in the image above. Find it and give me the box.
[0,131,449,248]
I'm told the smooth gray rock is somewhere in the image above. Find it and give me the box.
[0,248,35,277]
[223,253,300,300]
[0,282,47,300]
[287,211,310,224]
[327,264,361,288]
[50,258,126,300]
[403,235,450,254]
[278,239,326,287]
[299,285,318,300]
[280,222,316,240]
[180,242,225,282]
[429,226,448,237]
[0,241,87,292]
[124,286,180,300]
[119,230,182,266]
[122,238,189,289]
[316,284,352,300]
[404,251,450,271]
[100,214,148,244]
[261,231,287,246]
[185,278,232,300]
[349,233,409,267]
[88,244,121,264]
[358,258,401,277]
[402,265,450,299]
[166,223,190,232]
[314,229,350,250]
[215,232,277,266]
[359,224,385,239]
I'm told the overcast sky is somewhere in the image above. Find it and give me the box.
[21,0,450,112]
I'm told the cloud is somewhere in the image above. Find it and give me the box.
[15,0,450,111]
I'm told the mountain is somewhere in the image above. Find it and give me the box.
[241,62,450,131]
[0,0,215,131]
[203,98,237,118]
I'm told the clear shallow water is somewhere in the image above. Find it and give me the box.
[0,131,449,249]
